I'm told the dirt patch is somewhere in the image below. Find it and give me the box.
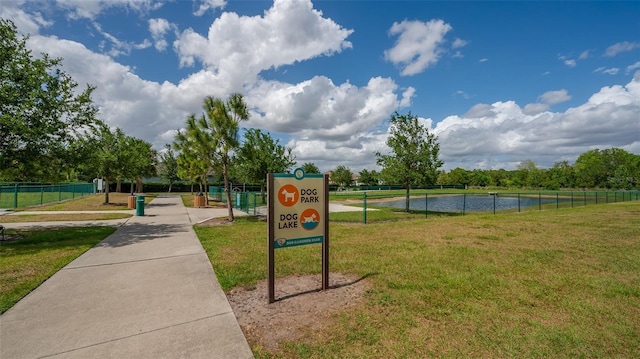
[227,273,371,350]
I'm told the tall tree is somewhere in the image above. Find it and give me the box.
[376,112,443,212]
[331,165,353,189]
[448,167,470,186]
[301,162,321,174]
[358,169,379,186]
[0,19,99,181]
[127,137,157,193]
[158,144,179,192]
[205,94,249,221]
[176,94,249,220]
[234,128,296,192]
[81,124,122,204]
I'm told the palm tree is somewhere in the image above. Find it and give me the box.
[204,93,249,221]
[173,94,248,221]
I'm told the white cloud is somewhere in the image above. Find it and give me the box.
[605,41,640,57]
[595,67,621,75]
[384,19,452,76]
[247,76,403,142]
[174,0,353,90]
[148,18,177,51]
[627,61,640,74]
[400,87,416,107]
[522,89,570,119]
[558,54,576,67]
[523,103,549,116]
[479,58,488,62]
[92,21,152,57]
[433,76,640,170]
[0,1,53,34]
[579,50,590,59]
[452,38,468,49]
[194,0,226,16]
[454,90,471,99]
[539,89,571,105]
[55,0,163,20]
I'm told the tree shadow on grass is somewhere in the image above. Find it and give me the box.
[0,227,115,257]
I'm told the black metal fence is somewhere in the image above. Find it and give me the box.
[367,190,640,217]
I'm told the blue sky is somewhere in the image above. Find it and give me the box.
[4,0,639,173]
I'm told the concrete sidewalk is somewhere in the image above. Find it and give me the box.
[0,194,253,358]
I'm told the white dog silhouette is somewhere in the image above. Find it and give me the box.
[302,213,317,223]
[281,189,296,202]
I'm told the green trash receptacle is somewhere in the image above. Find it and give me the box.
[136,195,145,216]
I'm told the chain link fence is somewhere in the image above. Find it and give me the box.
[366,190,640,218]
[0,183,96,209]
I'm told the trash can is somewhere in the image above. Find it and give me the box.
[194,192,205,208]
[136,195,145,216]
[127,195,136,209]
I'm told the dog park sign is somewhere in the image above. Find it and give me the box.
[267,168,329,303]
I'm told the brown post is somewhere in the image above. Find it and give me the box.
[322,173,329,290]
[267,173,275,304]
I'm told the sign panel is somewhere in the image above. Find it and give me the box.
[272,168,325,249]
[268,168,329,303]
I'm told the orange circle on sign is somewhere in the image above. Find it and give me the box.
[278,184,298,207]
[299,208,320,230]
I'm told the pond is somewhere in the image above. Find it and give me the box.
[374,194,559,213]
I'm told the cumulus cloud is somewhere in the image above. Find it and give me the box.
[522,89,570,116]
[0,0,52,34]
[433,76,640,170]
[174,0,353,89]
[247,76,405,142]
[605,41,640,57]
[523,103,549,116]
[148,18,177,51]
[384,19,452,76]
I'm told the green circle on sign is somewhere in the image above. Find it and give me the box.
[294,168,305,180]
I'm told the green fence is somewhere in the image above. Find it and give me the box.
[0,183,96,209]
[365,190,640,220]
[209,186,267,215]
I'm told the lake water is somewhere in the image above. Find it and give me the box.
[374,195,557,213]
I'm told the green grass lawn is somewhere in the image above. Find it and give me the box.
[195,202,640,358]
[0,227,116,313]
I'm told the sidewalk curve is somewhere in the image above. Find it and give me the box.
[0,194,253,359]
